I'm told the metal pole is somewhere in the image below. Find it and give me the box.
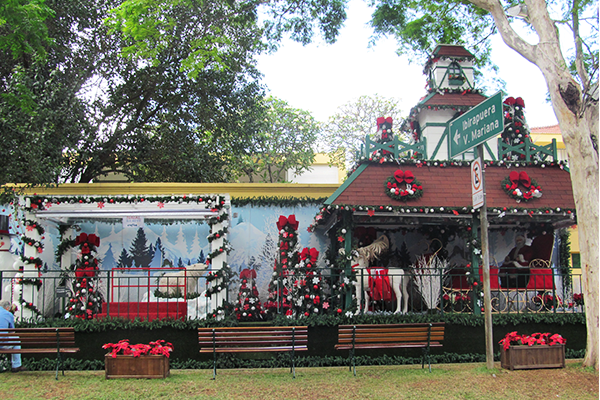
[477,145,494,369]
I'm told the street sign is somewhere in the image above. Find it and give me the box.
[449,92,504,158]
[471,157,484,209]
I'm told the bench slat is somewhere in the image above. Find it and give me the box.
[335,342,443,350]
[200,345,308,353]
[0,348,81,354]
[336,323,445,375]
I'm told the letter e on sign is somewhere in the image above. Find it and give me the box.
[471,157,484,209]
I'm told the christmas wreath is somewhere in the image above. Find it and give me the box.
[501,171,542,202]
[385,169,424,201]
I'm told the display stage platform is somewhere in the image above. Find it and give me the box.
[96,302,187,321]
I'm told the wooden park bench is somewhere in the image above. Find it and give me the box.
[0,327,79,379]
[335,323,445,375]
[198,326,308,379]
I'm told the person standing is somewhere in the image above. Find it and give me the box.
[0,300,26,372]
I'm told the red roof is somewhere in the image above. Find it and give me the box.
[433,45,475,58]
[331,163,575,210]
[420,93,487,107]
[530,125,561,134]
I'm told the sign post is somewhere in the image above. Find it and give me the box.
[449,92,504,158]
[471,157,484,210]
[449,92,504,370]
[476,145,494,370]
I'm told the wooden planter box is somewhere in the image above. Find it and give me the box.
[501,344,565,370]
[105,354,170,379]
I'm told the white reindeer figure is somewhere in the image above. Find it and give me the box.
[351,235,409,314]
[156,263,208,297]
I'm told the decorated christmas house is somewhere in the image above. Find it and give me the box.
[310,44,576,313]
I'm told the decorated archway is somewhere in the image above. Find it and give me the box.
[10,194,230,320]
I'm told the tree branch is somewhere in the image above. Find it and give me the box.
[468,0,536,64]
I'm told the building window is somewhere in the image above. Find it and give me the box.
[571,253,581,270]
[447,62,464,85]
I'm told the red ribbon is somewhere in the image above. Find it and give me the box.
[74,233,100,247]
[276,215,299,231]
[394,169,415,184]
[503,96,524,107]
[509,171,531,190]
[300,247,319,263]
[239,268,257,280]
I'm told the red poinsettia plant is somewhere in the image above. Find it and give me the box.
[499,331,566,351]
[103,339,174,358]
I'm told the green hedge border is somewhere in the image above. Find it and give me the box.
[17,312,586,332]
[21,348,587,372]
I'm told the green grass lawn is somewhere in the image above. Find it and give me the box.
[0,361,597,400]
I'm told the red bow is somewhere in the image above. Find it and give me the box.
[300,247,319,263]
[394,169,415,184]
[376,116,393,128]
[239,268,257,280]
[504,96,516,105]
[276,215,299,231]
[75,233,100,247]
[75,264,97,278]
[509,171,531,190]
[503,97,524,107]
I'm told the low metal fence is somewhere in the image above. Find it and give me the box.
[0,267,584,321]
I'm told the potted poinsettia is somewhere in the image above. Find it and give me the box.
[499,331,566,370]
[103,339,173,379]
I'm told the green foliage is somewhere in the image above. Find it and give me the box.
[0,0,55,61]
[107,0,348,74]
[321,94,406,167]
[231,197,327,207]
[235,97,320,183]
[370,0,494,67]
[20,348,586,372]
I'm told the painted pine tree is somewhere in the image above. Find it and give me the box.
[117,248,133,268]
[129,228,153,267]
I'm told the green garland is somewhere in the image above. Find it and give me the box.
[16,277,43,290]
[21,235,44,252]
[24,194,226,212]
[204,265,234,297]
[346,155,569,179]
[21,255,43,268]
[22,219,45,236]
[18,294,43,317]
[309,203,576,232]
[559,229,572,288]
[204,301,236,320]
[207,228,228,243]
[232,197,328,207]
[153,289,201,300]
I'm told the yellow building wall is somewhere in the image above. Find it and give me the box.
[14,182,339,199]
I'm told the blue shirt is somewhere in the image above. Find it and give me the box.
[0,307,15,329]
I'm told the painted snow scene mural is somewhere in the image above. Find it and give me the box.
[228,205,326,306]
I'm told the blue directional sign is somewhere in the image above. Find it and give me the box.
[449,92,504,158]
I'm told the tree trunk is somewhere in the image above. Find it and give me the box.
[552,91,599,371]
[472,0,599,370]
